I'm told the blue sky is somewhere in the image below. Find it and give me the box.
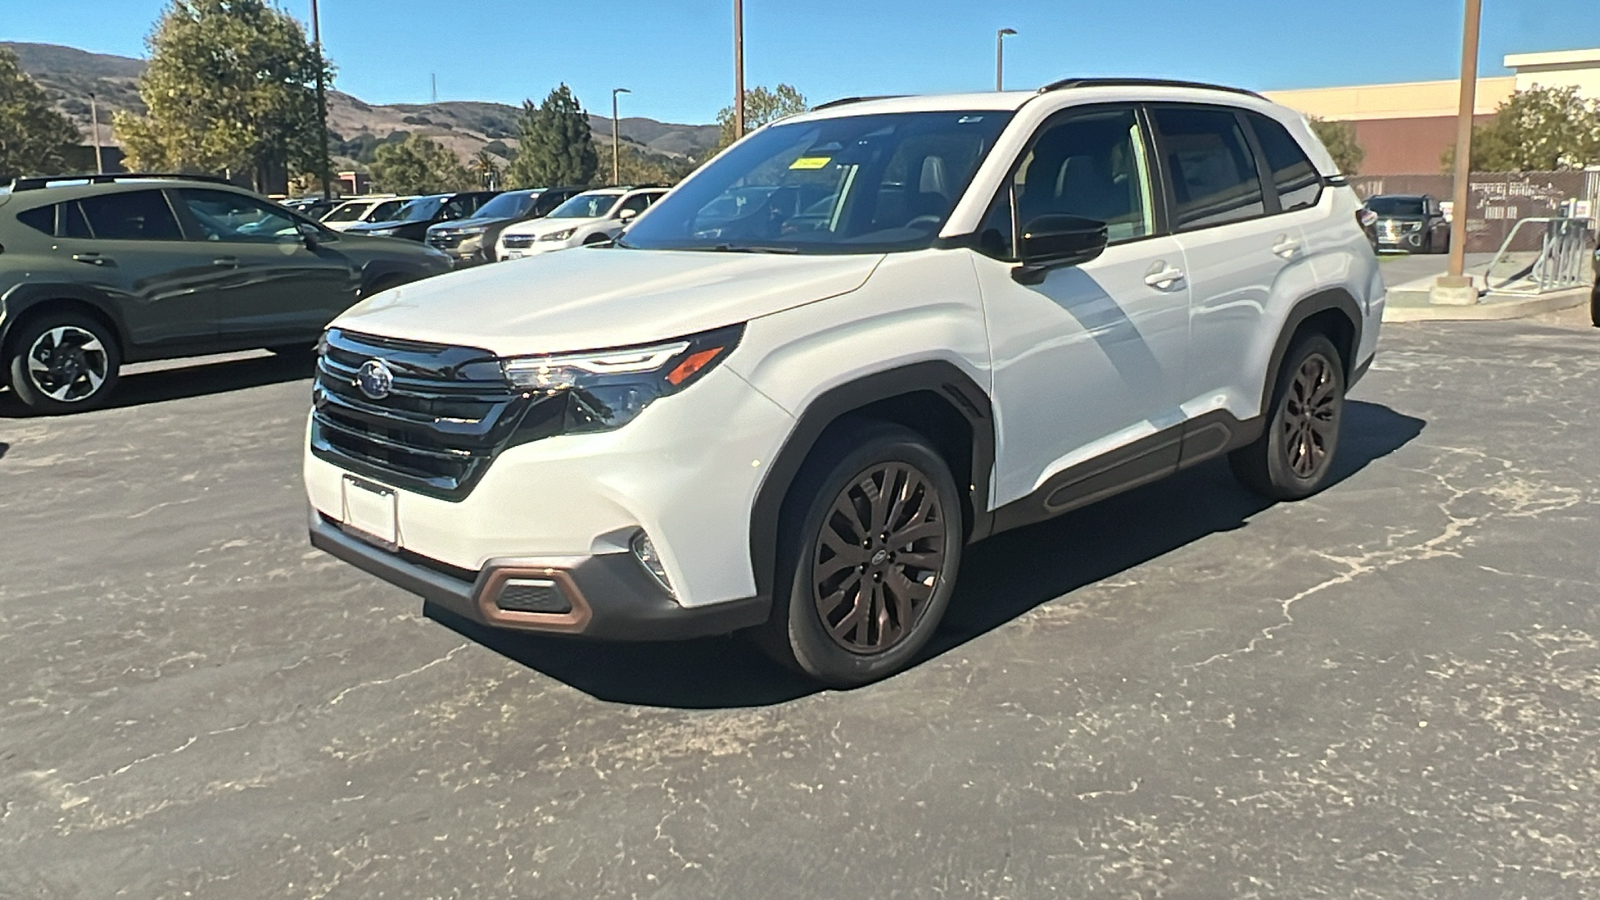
[13,0,1600,124]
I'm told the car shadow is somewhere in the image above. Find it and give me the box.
[0,442,8,459]
[426,401,1426,710]
[0,352,313,418]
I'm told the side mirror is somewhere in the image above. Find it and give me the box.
[297,221,321,249]
[618,207,639,222]
[1012,215,1108,285]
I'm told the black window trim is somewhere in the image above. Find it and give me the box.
[165,185,335,243]
[964,101,1174,263]
[1240,108,1326,215]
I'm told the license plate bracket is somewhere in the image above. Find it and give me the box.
[341,475,399,551]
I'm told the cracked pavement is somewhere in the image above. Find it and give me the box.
[1,306,1598,899]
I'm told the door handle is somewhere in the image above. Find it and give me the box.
[1144,261,1185,289]
[71,253,110,266]
[1272,235,1302,258]
[212,257,239,268]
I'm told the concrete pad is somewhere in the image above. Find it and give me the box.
[1383,285,1589,322]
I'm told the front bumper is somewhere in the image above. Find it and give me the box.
[309,511,768,639]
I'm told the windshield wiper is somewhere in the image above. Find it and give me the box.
[708,243,800,254]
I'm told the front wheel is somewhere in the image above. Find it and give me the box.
[1229,333,1345,501]
[6,314,122,414]
[758,421,964,687]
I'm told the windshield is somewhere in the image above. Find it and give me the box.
[472,191,537,219]
[549,192,622,219]
[392,196,445,222]
[1367,196,1426,216]
[322,201,371,223]
[620,110,1011,254]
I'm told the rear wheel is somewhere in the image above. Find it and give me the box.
[5,313,122,414]
[1590,285,1599,328]
[1229,333,1345,501]
[758,421,963,687]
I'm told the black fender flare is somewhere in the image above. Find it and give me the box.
[746,360,997,605]
[357,260,432,298]
[1259,287,1364,416]
[0,282,132,357]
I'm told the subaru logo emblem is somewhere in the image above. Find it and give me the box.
[356,359,394,400]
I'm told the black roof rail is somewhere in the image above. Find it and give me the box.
[9,172,237,193]
[1038,78,1264,100]
[811,95,906,111]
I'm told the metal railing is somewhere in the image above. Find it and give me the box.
[1483,217,1595,296]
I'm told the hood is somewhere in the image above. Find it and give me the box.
[346,219,410,232]
[332,247,884,356]
[502,216,604,238]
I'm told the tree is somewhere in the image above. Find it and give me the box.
[716,84,808,150]
[369,135,473,194]
[1309,117,1364,175]
[594,141,697,186]
[467,148,500,189]
[114,0,331,191]
[1442,85,1600,172]
[505,86,597,188]
[0,47,81,180]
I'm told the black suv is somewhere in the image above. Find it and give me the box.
[343,191,499,242]
[1365,193,1451,254]
[0,174,453,414]
[424,186,584,266]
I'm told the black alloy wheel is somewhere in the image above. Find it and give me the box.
[759,420,963,687]
[1229,333,1345,501]
[6,314,122,414]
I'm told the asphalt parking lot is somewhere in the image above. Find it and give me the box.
[2,306,1598,899]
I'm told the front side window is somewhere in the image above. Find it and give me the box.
[1366,196,1425,217]
[1015,106,1155,245]
[620,110,1012,254]
[1247,113,1322,212]
[322,201,371,223]
[1150,106,1265,230]
[77,190,184,241]
[617,192,654,216]
[368,199,404,221]
[178,189,301,242]
[473,192,535,219]
[393,197,445,222]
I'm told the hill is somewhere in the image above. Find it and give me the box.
[4,41,721,166]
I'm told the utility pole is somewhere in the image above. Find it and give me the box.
[310,0,332,200]
[88,92,104,174]
[612,87,631,185]
[1431,0,1482,305]
[996,28,1017,92]
[733,0,745,139]
[431,73,438,104]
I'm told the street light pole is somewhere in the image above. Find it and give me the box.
[733,0,745,139]
[1432,0,1482,304]
[88,92,104,174]
[310,0,332,200]
[996,28,1016,92]
[612,87,631,185]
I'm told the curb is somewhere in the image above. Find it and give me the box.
[1383,287,1590,323]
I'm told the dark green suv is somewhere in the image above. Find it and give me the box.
[0,174,453,414]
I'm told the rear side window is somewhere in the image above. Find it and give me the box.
[78,190,183,240]
[1150,106,1265,230]
[16,205,54,235]
[63,201,92,238]
[1247,113,1322,212]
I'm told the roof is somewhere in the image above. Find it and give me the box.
[787,80,1284,125]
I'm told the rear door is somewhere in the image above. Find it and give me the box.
[63,189,220,348]
[173,188,358,341]
[1148,105,1320,420]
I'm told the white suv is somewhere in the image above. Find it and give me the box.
[306,80,1384,686]
[495,186,667,258]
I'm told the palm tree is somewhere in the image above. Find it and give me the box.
[468,149,499,190]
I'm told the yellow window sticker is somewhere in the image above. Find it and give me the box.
[789,156,832,170]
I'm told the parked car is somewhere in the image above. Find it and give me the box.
[321,195,414,232]
[424,186,585,266]
[282,196,340,221]
[344,191,500,242]
[306,80,1382,687]
[1365,193,1450,254]
[0,174,452,413]
[495,186,668,258]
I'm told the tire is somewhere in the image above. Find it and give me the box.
[757,420,964,687]
[1590,285,1599,328]
[1228,333,1345,501]
[582,233,611,246]
[5,312,121,414]
[1421,233,1433,255]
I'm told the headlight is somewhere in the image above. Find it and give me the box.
[501,324,744,432]
[368,227,400,236]
[454,225,487,236]
[538,228,578,242]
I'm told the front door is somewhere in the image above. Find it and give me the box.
[972,105,1191,508]
[173,189,359,342]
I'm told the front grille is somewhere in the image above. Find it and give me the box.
[310,329,564,500]
[496,580,573,614]
[501,234,535,249]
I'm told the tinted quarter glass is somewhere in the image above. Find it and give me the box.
[1248,113,1322,212]
[78,190,183,240]
[63,201,91,238]
[1151,107,1265,230]
[1011,106,1154,243]
[16,205,55,235]
[177,189,300,242]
